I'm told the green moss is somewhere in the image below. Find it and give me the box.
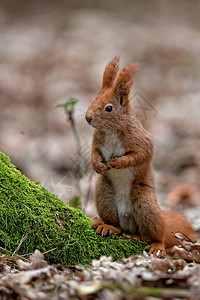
[0,152,145,266]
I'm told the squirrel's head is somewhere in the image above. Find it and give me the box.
[85,56,140,130]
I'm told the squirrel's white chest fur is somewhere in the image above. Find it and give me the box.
[101,131,137,234]
[101,131,125,162]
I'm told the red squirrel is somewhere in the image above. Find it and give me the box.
[85,56,194,256]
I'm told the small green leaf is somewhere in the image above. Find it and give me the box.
[55,104,66,109]
[55,98,79,110]
[69,98,78,106]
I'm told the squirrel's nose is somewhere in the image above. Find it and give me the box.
[86,115,92,124]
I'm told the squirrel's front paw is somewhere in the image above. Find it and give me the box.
[93,161,109,174]
[110,157,124,169]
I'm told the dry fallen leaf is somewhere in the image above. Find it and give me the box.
[0,266,51,300]
[78,281,102,295]
[149,256,185,273]
[174,232,200,252]
[170,232,200,262]
[17,249,48,270]
[0,262,11,275]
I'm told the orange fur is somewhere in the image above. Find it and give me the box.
[113,64,140,100]
[102,55,120,89]
[85,57,194,256]
[162,211,194,248]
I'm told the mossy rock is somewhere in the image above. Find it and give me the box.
[0,152,145,266]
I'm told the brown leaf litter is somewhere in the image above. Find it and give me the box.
[1,246,200,299]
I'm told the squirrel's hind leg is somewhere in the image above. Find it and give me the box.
[92,176,122,236]
[94,175,121,230]
[145,242,165,257]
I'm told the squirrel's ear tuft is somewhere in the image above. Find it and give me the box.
[102,56,120,89]
[113,63,140,106]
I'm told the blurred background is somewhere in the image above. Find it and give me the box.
[0,0,199,228]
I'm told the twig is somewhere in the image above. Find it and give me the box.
[83,170,94,212]
[13,228,31,255]
[20,247,57,258]
[42,247,57,255]
[19,252,33,257]
[0,246,29,262]
[56,99,92,211]
[67,108,81,151]
[66,107,86,178]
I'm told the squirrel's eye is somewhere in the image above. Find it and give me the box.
[105,105,113,112]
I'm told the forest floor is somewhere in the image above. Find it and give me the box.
[1,243,200,299]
